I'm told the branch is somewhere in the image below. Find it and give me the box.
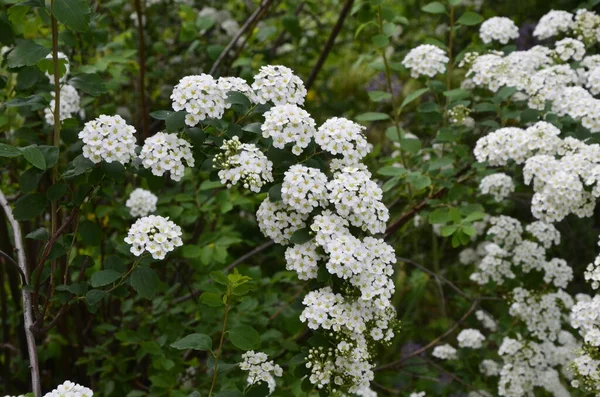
[209,0,276,76]
[397,256,471,300]
[133,0,149,138]
[374,299,478,372]
[0,189,41,397]
[225,240,274,272]
[384,164,472,239]
[305,0,354,90]
[0,249,27,285]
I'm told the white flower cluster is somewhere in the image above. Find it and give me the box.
[171,74,229,127]
[479,173,514,202]
[240,351,282,394]
[409,392,426,397]
[44,84,81,126]
[554,38,586,62]
[79,114,137,164]
[585,257,600,290]
[533,10,574,40]
[281,165,328,214]
[509,287,574,341]
[457,329,485,349]
[315,117,371,164]
[43,381,93,397]
[285,241,323,280]
[326,166,389,234]
[526,221,561,249]
[139,132,194,181]
[571,9,600,45]
[432,343,458,360]
[214,136,273,193]
[124,215,183,260]
[261,104,316,155]
[479,17,519,44]
[256,198,308,245]
[476,310,498,332]
[402,44,449,78]
[474,122,600,223]
[251,65,307,106]
[125,188,158,218]
[217,76,255,102]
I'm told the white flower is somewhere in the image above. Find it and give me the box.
[251,65,306,106]
[42,380,93,397]
[139,132,195,181]
[479,173,515,202]
[402,44,449,78]
[281,165,328,214]
[285,242,323,280]
[124,215,183,260]
[261,104,316,155]
[125,188,158,218]
[457,328,485,349]
[79,114,137,164]
[315,117,371,163]
[533,10,573,40]
[479,17,519,44]
[171,74,229,127]
[256,198,308,245]
[554,38,586,62]
[44,84,81,126]
[432,344,458,360]
[214,136,273,193]
[241,351,282,394]
[217,76,256,102]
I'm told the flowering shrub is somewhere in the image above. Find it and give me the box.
[4,0,600,396]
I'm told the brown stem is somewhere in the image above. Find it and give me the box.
[305,0,354,90]
[209,0,276,76]
[208,295,230,397]
[133,0,149,138]
[374,300,478,371]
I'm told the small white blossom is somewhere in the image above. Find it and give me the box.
[139,132,195,181]
[79,114,137,164]
[124,215,183,260]
[125,188,158,218]
[252,65,306,106]
[402,44,449,78]
[261,104,316,155]
[457,328,485,349]
[479,17,519,44]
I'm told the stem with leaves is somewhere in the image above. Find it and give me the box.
[133,0,149,138]
[50,0,61,249]
[208,289,232,397]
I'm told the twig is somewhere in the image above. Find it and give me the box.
[0,189,41,397]
[268,285,305,321]
[423,356,479,392]
[397,257,471,300]
[225,240,274,272]
[374,299,478,371]
[209,0,276,76]
[0,249,27,285]
[133,0,149,137]
[384,164,472,239]
[305,0,354,90]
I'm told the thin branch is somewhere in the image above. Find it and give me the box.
[305,0,354,90]
[209,0,276,76]
[374,299,478,372]
[133,0,149,138]
[397,256,471,300]
[0,189,41,397]
[0,249,27,285]
[384,164,472,239]
[423,356,479,392]
[225,240,274,272]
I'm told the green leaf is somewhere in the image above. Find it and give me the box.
[268,184,282,201]
[400,88,429,109]
[355,112,390,121]
[290,228,312,244]
[378,166,407,177]
[368,90,393,102]
[91,270,122,287]
[0,143,22,158]
[282,14,301,39]
[227,91,251,109]
[242,122,262,134]
[7,40,50,68]
[422,2,446,14]
[13,193,47,221]
[26,228,49,241]
[38,146,59,169]
[21,146,46,170]
[229,326,260,350]
[462,225,477,237]
[85,289,106,305]
[46,183,67,201]
[400,138,421,154]
[63,155,95,178]
[181,246,201,259]
[52,0,92,32]
[456,11,483,26]
[69,73,107,96]
[441,224,458,237]
[130,267,160,299]
[4,95,46,110]
[245,383,270,397]
[149,110,173,120]
[407,172,431,190]
[200,292,224,307]
[443,89,469,100]
[372,34,389,48]
[19,168,44,193]
[497,86,517,100]
[79,220,102,246]
[170,333,212,351]
[209,271,229,286]
[166,111,186,133]
[463,211,485,223]
[429,208,450,224]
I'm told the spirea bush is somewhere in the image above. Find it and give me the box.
[4,0,600,396]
